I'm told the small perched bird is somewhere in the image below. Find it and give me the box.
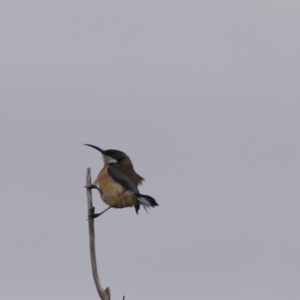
[85,144,158,218]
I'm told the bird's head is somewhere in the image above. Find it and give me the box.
[84,144,128,164]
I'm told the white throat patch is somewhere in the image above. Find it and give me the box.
[103,155,117,164]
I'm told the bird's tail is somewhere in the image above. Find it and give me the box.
[134,193,158,211]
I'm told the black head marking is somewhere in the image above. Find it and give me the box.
[103,149,127,162]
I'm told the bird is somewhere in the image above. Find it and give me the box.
[84,144,158,218]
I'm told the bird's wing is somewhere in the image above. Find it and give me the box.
[107,164,139,193]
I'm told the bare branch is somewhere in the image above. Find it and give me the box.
[86,168,111,300]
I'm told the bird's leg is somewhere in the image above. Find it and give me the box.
[84,184,102,193]
[88,206,112,219]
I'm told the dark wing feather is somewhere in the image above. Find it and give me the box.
[107,164,139,193]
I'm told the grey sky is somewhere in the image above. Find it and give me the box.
[1,2,300,299]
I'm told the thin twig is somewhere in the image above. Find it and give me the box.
[86,168,111,300]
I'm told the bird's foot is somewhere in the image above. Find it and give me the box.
[84,184,97,190]
[87,206,112,220]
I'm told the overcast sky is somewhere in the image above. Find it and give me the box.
[1,2,300,300]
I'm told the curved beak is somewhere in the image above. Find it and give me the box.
[84,144,104,154]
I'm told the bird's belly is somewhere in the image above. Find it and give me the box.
[101,189,138,208]
[93,169,139,208]
[96,179,138,208]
